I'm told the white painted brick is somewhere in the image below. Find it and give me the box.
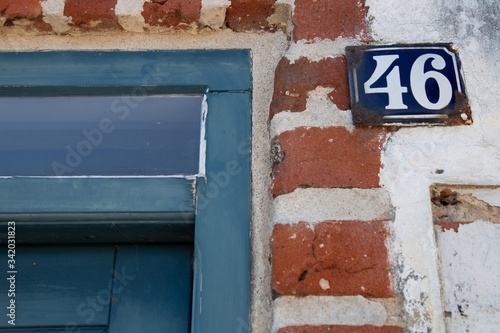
[270,86,354,138]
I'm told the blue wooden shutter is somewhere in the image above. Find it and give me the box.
[0,50,251,333]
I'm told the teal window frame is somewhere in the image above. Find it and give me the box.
[0,50,251,332]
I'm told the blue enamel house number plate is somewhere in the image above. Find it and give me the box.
[346,44,471,126]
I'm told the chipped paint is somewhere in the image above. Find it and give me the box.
[374,0,500,331]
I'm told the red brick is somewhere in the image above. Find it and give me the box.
[272,222,316,294]
[0,0,41,19]
[64,0,120,29]
[272,221,393,297]
[142,0,201,28]
[293,0,368,41]
[277,325,403,333]
[270,57,349,119]
[225,0,276,31]
[272,127,387,197]
[434,221,472,232]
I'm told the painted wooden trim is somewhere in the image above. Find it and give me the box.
[0,177,195,214]
[0,219,194,244]
[192,92,251,332]
[0,177,196,244]
[0,329,107,332]
[0,85,207,96]
[0,51,251,92]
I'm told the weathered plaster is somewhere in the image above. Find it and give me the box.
[431,185,500,223]
[463,188,500,206]
[369,0,500,331]
[436,221,500,332]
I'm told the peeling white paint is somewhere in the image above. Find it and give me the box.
[41,0,71,33]
[198,93,208,177]
[115,0,147,33]
[270,86,353,138]
[437,221,500,332]
[453,187,500,207]
[371,0,500,331]
[285,38,362,63]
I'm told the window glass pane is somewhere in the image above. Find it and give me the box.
[0,95,202,176]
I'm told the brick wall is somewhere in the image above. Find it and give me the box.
[2,0,499,332]
[0,0,401,332]
[269,1,402,331]
[0,0,286,32]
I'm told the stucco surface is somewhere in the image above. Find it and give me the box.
[368,0,500,331]
[437,221,500,332]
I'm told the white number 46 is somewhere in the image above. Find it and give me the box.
[364,53,453,110]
